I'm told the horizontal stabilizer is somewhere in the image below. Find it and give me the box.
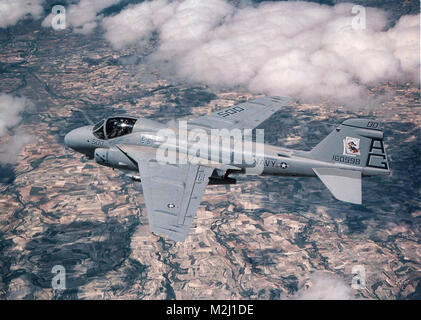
[313,168,362,204]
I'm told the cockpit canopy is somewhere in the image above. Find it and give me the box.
[93,117,137,140]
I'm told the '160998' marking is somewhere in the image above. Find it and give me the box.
[332,155,361,165]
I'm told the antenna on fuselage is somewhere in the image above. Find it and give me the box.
[71,108,94,125]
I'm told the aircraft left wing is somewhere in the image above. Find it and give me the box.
[117,145,213,242]
[188,96,293,131]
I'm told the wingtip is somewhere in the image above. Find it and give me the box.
[269,96,294,105]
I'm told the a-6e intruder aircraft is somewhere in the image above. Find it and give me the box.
[65,96,390,242]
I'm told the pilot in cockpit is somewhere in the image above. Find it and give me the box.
[107,118,136,139]
[93,117,136,140]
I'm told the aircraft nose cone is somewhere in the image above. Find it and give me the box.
[64,128,80,150]
[64,126,94,157]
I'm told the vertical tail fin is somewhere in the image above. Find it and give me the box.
[310,119,389,174]
[310,119,390,204]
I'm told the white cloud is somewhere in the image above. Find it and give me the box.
[0,133,33,164]
[102,0,178,49]
[0,0,43,28]
[288,273,354,300]
[42,0,122,34]
[102,0,420,106]
[1,0,419,106]
[0,94,30,137]
[0,94,33,164]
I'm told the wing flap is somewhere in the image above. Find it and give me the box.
[313,167,362,204]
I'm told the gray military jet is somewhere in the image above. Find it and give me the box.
[65,96,390,241]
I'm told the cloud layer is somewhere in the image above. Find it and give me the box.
[0,0,43,28]
[289,273,353,300]
[1,0,420,105]
[102,0,420,105]
[0,94,33,164]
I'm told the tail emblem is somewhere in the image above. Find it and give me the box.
[343,137,360,156]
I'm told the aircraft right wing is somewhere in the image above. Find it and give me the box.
[116,145,213,242]
[188,96,293,131]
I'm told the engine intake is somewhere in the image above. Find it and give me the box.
[94,148,138,171]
